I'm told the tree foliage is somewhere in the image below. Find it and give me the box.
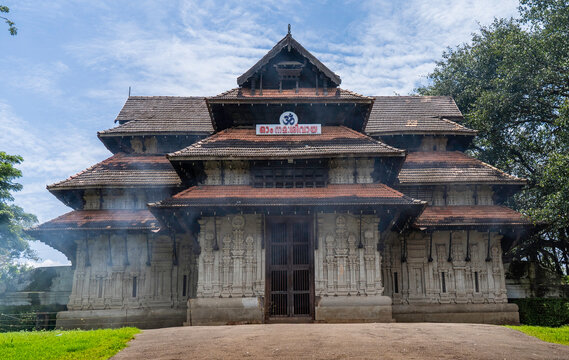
[0,5,16,35]
[0,152,37,281]
[417,0,569,274]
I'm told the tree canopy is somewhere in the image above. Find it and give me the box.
[0,5,16,35]
[417,0,569,274]
[0,152,36,281]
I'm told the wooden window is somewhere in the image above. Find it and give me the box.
[252,160,328,188]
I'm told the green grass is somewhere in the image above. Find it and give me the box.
[506,325,569,346]
[0,327,140,360]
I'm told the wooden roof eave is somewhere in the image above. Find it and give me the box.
[25,228,77,265]
[167,151,406,162]
[206,97,372,105]
[396,181,527,187]
[412,223,534,230]
[367,130,478,137]
[47,183,183,191]
[98,130,213,137]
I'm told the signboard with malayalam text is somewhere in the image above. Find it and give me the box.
[255,111,321,135]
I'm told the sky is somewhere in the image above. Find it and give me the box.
[1,0,520,267]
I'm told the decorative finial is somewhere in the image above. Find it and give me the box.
[288,24,291,35]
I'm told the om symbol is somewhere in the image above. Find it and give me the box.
[279,111,298,126]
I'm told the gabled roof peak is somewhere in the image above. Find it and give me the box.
[237,32,341,87]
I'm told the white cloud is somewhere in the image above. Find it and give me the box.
[63,0,519,98]
[0,101,109,224]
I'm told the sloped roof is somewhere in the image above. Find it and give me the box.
[398,151,526,185]
[30,210,159,231]
[168,126,404,160]
[209,88,370,102]
[237,33,341,86]
[414,205,531,227]
[151,184,425,208]
[47,153,181,190]
[365,96,477,136]
[98,96,214,136]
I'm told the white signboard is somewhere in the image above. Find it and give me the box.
[256,111,322,135]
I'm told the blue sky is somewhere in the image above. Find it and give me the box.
[1,0,520,266]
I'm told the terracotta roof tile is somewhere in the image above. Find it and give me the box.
[415,205,531,227]
[365,96,477,135]
[98,96,214,136]
[31,210,159,231]
[398,151,526,185]
[209,88,371,101]
[48,153,181,190]
[169,126,404,160]
[153,184,425,207]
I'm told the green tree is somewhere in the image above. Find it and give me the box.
[0,152,37,282]
[0,5,16,35]
[417,0,569,274]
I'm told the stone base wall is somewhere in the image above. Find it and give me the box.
[392,303,519,325]
[315,295,393,323]
[187,297,264,326]
[56,308,187,329]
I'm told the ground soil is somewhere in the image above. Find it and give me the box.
[111,323,569,360]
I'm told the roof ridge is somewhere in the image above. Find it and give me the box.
[127,96,207,99]
[440,117,477,133]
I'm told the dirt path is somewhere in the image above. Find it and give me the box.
[111,323,569,360]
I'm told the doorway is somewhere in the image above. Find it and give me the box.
[265,217,314,321]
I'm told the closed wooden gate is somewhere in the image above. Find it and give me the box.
[266,217,314,321]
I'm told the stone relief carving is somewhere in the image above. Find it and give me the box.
[316,214,382,297]
[383,230,509,305]
[196,214,264,298]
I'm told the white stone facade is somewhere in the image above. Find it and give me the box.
[383,230,508,305]
[67,232,197,313]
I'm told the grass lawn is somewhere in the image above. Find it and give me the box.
[506,325,569,346]
[0,327,140,360]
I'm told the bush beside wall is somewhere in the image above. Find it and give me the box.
[511,298,569,327]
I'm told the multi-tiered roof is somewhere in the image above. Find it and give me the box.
[31,31,531,261]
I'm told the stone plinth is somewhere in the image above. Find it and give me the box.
[187,297,264,326]
[392,303,520,325]
[315,295,393,323]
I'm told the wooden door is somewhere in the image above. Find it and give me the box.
[266,217,314,321]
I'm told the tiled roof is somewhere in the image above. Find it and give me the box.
[414,205,531,227]
[365,96,477,135]
[237,33,341,86]
[47,153,181,190]
[169,126,404,160]
[209,88,371,102]
[98,96,214,136]
[152,184,426,208]
[398,151,526,185]
[30,210,159,231]
[151,184,425,207]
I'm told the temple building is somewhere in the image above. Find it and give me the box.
[30,30,531,328]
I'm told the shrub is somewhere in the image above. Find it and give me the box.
[511,298,569,327]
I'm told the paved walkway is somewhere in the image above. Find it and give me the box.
[111,323,569,360]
